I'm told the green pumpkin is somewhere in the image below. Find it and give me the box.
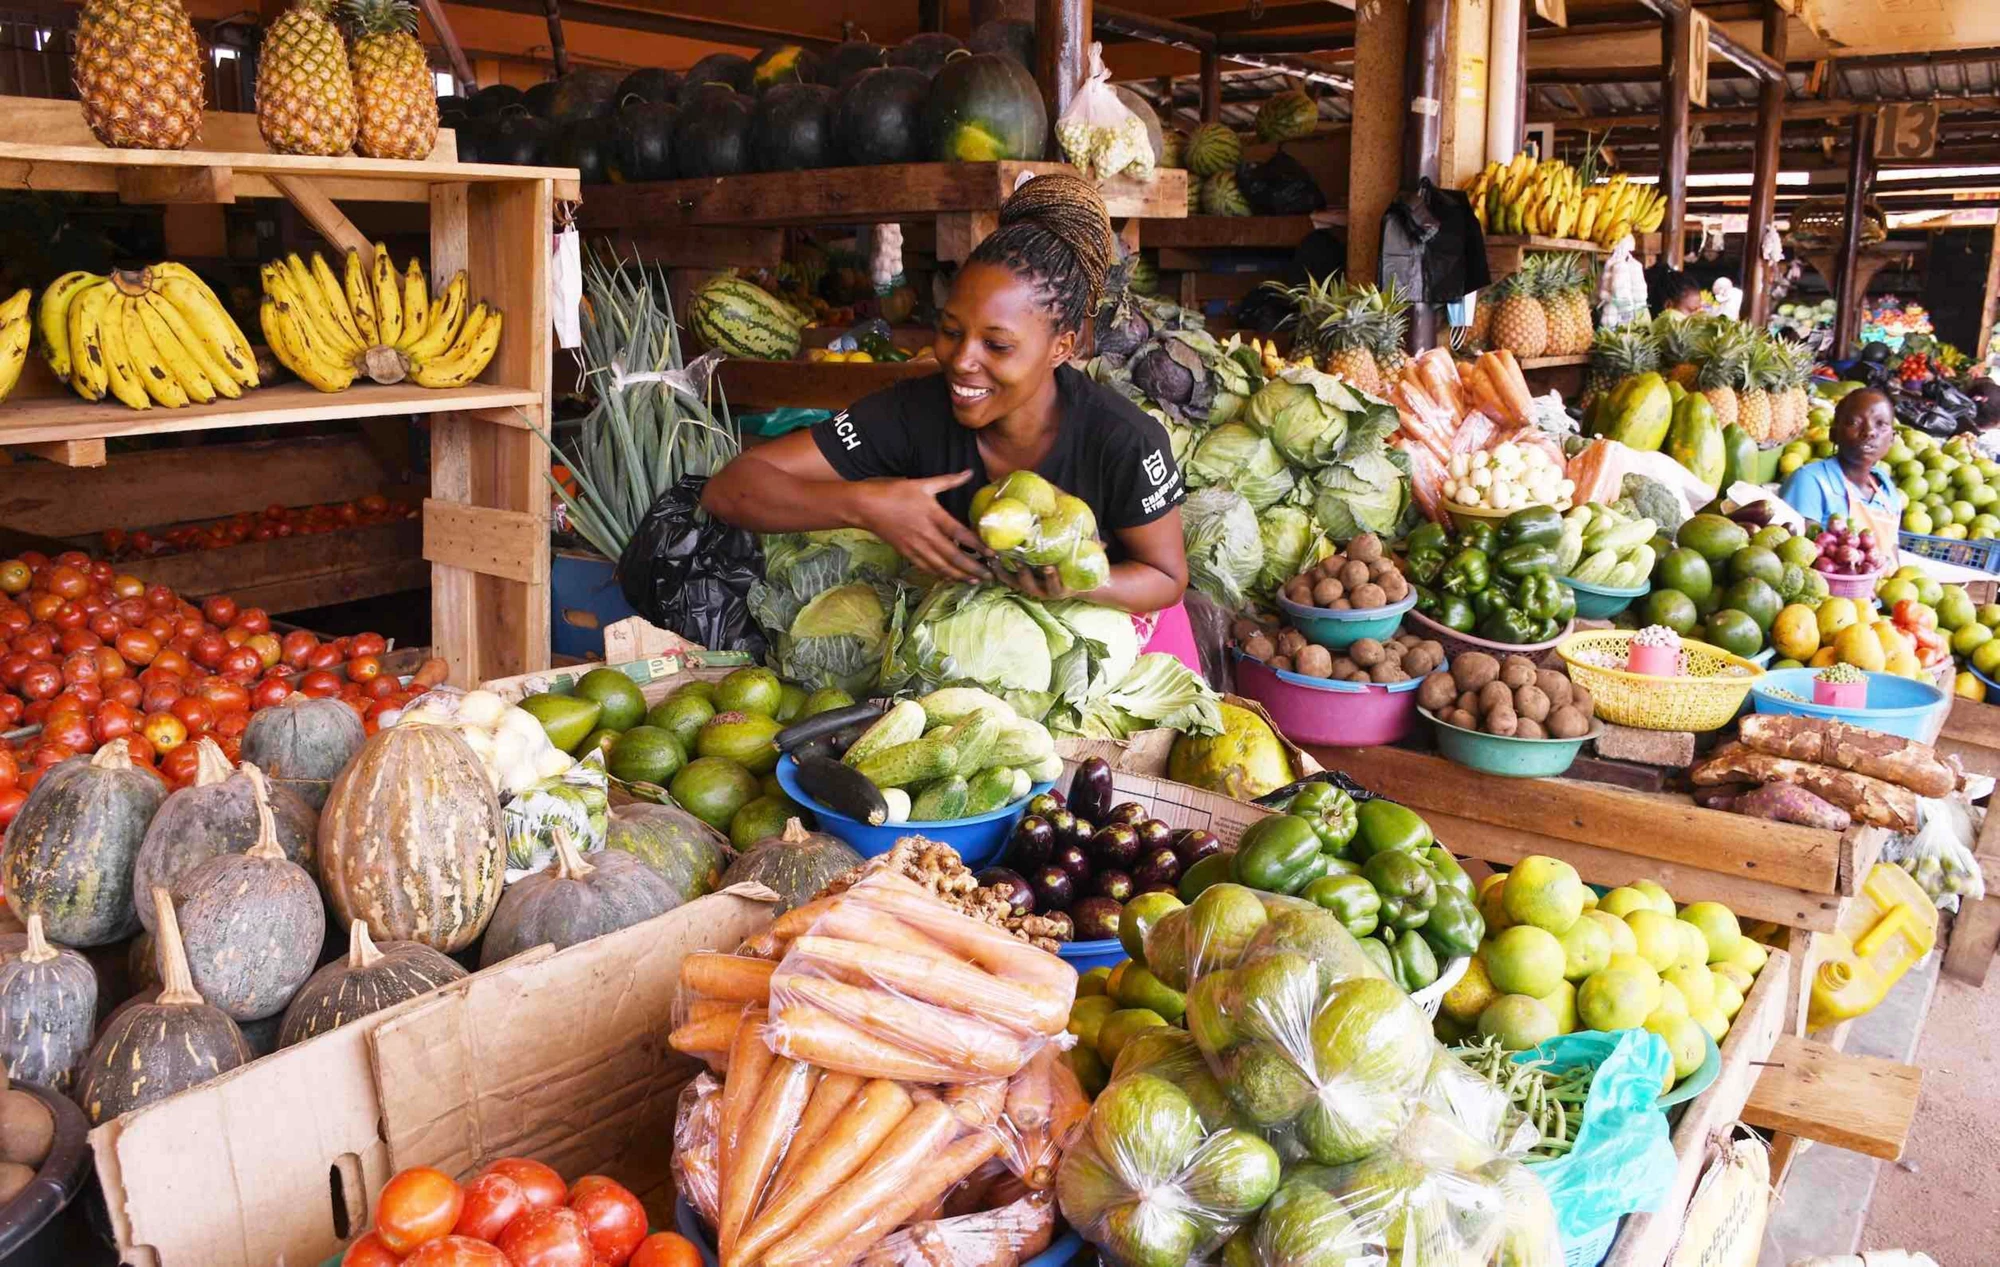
[719,818,863,912]
[3,740,167,947]
[695,711,784,774]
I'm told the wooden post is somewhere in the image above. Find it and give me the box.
[971,0,1033,23]
[1199,46,1221,123]
[1403,0,1447,348]
[1744,0,1787,327]
[918,0,944,33]
[1834,110,1878,356]
[1514,0,1529,152]
[1349,0,1410,284]
[1661,5,1693,269]
[1037,0,1091,137]
[542,0,569,77]
[1979,219,2000,370]
[1486,0,1519,161]
[415,0,477,91]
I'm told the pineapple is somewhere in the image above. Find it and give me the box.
[1539,255,1591,356]
[1693,323,1753,430]
[257,0,358,156]
[1490,258,1549,359]
[1654,313,1705,387]
[1585,325,1660,398]
[1368,281,1412,385]
[1737,336,1779,442]
[1560,256,1597,354]
[1768,336,1814,441]
[1317,289,1383,394]
[346,0,438,160]
[1468,293,1494,348]
[74,0,205,151]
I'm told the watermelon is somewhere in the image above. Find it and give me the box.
[548,69,624,123]
[690,276,802,360]
[672,85,753,178]
[752,82,836,171]
[824,40,890,89]
[466,84,524,118]
[1186,121,1241,177]
[484,110,552,166]
[1160,127,1185,169]
[889,31,965,77]
[924,53,1046,162]
[1256,89,1318,143]
[680,52,754,102]
[969,17,1034,68]
[1112,84,1165,165]
[436,95,471,128]
[614,101,675,181]
[522,81,558,119]
[1200,171,1250,216]
[549,117,617,185]
[751,44,823,92]
[835,66,931,165]
[616,67,680,106]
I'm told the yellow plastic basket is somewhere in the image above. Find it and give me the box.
[1557,630,1764,733]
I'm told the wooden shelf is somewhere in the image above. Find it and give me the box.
[1516,353,1590,368]
[715,358,939,410]
[0,381,541,447]
[1141,215,1324,249]
[1484,234,1611,253]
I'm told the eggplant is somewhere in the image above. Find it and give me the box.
[1094,870,1135,902]
[1089,822,1141,870]
[1071,897,1124,941]
[775,702,883,753]
[1027,791,1065,819]
[1030,865,1074,912]
[1134,818,1172,852]
[793,753,888,825]
[1106,801,1147,827]
[1728,501,1773,528]
[1045,911,1074,941]
[1062,816,1095,849]
[1173,828,1224,868]
[1068,758,1114,824]
[1053,842,1092,885]
[1045,808,1078,846]
[1009,815,1055,869]
[1134,846,1181,889]
[976,867,1035,916]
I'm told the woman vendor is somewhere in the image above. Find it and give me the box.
[702,174,1197,666]
[1779,387,1902,550]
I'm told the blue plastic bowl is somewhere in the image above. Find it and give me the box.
[675,1197,1084,1267]
[774,754,1054,869]
[1275,592,1417,650]
[1749,666,1950,740]
[1564,577,1649,620]
[1058,938,1126,971]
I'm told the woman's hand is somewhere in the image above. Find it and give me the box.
[990,558,1075,602]
[857,471,992,583]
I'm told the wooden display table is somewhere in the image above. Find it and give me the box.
[0,96,575,686]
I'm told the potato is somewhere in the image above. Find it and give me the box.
[1417,671,1458,712]
[1452,652,1500,692]
[1513,684,1551,724]
[1570,685,1595,718]
[1483,707,1519,737]
[1546,706,1590,739]
[1535,669,1573,708]
[1331,657,1359,679]
[1285,578,1314,605]
[1350,582,1387,609]
[1277,628,1309,657]
[1349,638,1385,668]
[1403,646,1440,677]
[1370,663,1409,684]
[0,1093,51,1168]
[1339,559,1371,590]
[1347,669,1373,683]
[1456,691,1480,714]
[1331,598,1352,610]
[1380,640,1405,660]
[0,1162,30,1205]
[1243,634,1276,661]
[1499,657,1538,689]
[1477,680,1514,715]
[1367,557,1396,580]
[1514,717,1546,739]
[1295,644,1334,678]
[1378,570,1410,602]
[1348,533,1384,563]
[1231,618,1263,643]
[1445,708,1479,730]
[1312,578,1345,607]
[1270,655,1293,673]
[1419,640,1446,663]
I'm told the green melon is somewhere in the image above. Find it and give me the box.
[714,667,785,717]
[669,757,761,832]
[923,52,1047,162]
[1186,122,1241,178]
[606,726,687,786]
[774,683,808,723]
[695,711,784,774]
[573,668,646,731]
[645,693,715,752]
[800,687,855,719]
[689,276,802,361]
[1256,90,1318,143]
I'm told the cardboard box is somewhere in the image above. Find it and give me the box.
[478,646,753,705]
[90,890,775,1267]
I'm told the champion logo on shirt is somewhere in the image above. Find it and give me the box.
[1142,448,1168,486]
[829,411,861,452]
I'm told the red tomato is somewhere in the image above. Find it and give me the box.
[220,625,252,648]
[212,709,249,740]
[168,696,213,735]
[363,698,406,734]
[365,675,401,700]
[495,1207,595,1267]
[152,648,193,678]
[50,603,86,632]
[56,628,101,656]
[220,645,263,683]
[350,631,390,659]
[0,608,26,637]
[116,629,160,666]
[627,1234,703,1267]
[566,1177,646,1267]
[246,632,282,669]
[402,1237,509,1267]
[479,1159,568,1213]
[0,787,26,828]
[29,743,74,770]
[0,560,28,595]
[176,616,207,643]
[237,607,271,635]
[16,552,44,571]
[143,584,176,611]
[107,677,143,709]
[300,669,344,698]
[281,630,319,667]
[92,702,139,746]
[91,647,127,683]
[0,653,29,687]
[158,739,201,781]
[49,687,97,718]
[0,696,19,726]
[41,714,90,753]
[375,1166,464,1255]
[453,1171,528,1243]
[250,676,293,710]
[109,573,145,600]
[202,595,238,628]
[340,1231,404,1267]
[23,594,59,623]
[19,662,60,700]
[87,560,113,588]
[88,611,124,642]
[60,651,99,688]
[347,655,384,684]
[198,679,251,714]
[0,747,19,791]
[305,643,346,670]
[45,565,89,600]
[118,731,156,767]
[191,634,228,669]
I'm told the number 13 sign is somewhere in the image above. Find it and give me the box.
[1874,103,1940,160]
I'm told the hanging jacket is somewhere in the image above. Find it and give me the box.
[1380,178,1492,303]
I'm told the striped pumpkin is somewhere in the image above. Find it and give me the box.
[278,919,467,1049]
[0,913,97,1093]
[689,275,803,360]
[2,740,166,947]
[316,724,505,954]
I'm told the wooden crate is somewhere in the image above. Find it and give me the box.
[0,95,576,686]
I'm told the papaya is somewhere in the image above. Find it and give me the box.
[1664,394,1725,489]
[1719,422,1757,491]
[1604,372,1673,452]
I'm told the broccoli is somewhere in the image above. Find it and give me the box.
[1618,473,1689,533]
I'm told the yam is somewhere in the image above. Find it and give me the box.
[1295,645,1334,679]
[1348,533,1383,563]
[1534,669,1572,708]
[1499,657,1537,689]
[1545,706,1589,739]
[1514,718,1545,739]
[1417,672,1457,712]
[1730,783,1853,830]
[1350,639,1386,668]
[1477,680,1514,715]
[1351,583,1387,609]
[0,1093,51,1167]
[1735,714,1959,798]
[1483,707,1518,737]
[1313,578,1345,607]
[1452,652,1500,692]
[1512,685,1550,724]
[1690,744,1916,831]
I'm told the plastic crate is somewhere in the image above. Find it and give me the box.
[1898,531,2000,572]
[551,548,637,659]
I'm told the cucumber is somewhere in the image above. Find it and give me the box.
[1026,750,1065,784]
[794,753,889,825]
[940,709,1005,777]
[843,700,926,769]
[988,713,1055,767]
[918,687,1015,727]
[856,734,960,789]
[910,775,971,822]
[964,766,1022,815]
[882,787,911,824]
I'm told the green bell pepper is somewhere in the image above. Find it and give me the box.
[1284,782,1359,856]
[1441,548,1490,595]
[1405,522,1450,584]
[1517,571,1568,621]
[1413,583,1441,617]
[1293,851,1334,890]
[1379,894,1430,932]
[1435,593,1477,632]
[1353,798,1435,857]
[1460,520,1499,556]
[1231,813,1324,894]
[1357,935,1397,979]
[1419,889,1484,958]
[1502,505,1565,549]
[1301,873,1381,938]
[1550,577,1577,624]
[1424,847,1476,902]
[1391,928,1441,992]
[1362,849,1436,909]
[1495,541,1559,580]
[1468,587,1505,620]
[1319,856,1361,878]
[1479,606,1543,645]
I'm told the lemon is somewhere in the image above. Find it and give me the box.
[1646,1012,1708,1081]
[1631,879,1676,915]
[1691,1007,1729,1042]
[1585,909,1639,956]
[1650,979,1690,1019]
[1712,962,1754,996]
[1478,881,1515,934]
[1578,963,1661,1031]
[1662,964,1715,1012]
[1485,926,1567,998]
[1477,995,1559,1052]
[1537,979,1579,1035]
[1626,909,1684,972]
[977,497,1036,551]
[1672,920,1710,974]
[1503,855,1588,934]
[1558,916,1612,982]
[1679,902,1742,963]
[1723,935,1767,975]
[1711,969,1745,1020]
[1597,887,1653,918]
[1442,954,1501,1025]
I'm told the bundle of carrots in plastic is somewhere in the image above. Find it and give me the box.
[1383,348,1544,522]
[666,869,1087,1267]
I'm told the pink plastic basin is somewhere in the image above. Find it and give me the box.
[1820,568,1882,601]
[1233,652,1432,747]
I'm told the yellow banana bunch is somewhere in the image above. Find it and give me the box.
[37,266,258,410]
[0,289,30,405]
[260,241,497,393]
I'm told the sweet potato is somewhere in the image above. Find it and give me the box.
[1736,714,1959,798]
[1729,783,1853,830]
[1691,743,1916,830]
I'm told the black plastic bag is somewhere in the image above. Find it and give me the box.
[616,476,767,657]
[1235,150,1326,216]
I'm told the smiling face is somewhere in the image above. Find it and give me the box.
[935,261,1077,429]
[1833,388,1895,469]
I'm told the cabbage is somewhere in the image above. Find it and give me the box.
[1062,653,1225,739]
[1257,506,1331,599]
[1187,424,1296,510]
[769,583,894,695]
[884,584,1082,720]
[749,529,909,693]
[1246,366,1370,469]
[1181,487,1264,610]
[1312,450,1410,541]
[1049,599,1143,694]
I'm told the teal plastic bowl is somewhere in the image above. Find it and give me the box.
[1421,706,1598,778]
[1750,666,1950,741]
[1275,592,1416,650]
[1565,577,1649,620]
[1655,1029,1722,1108]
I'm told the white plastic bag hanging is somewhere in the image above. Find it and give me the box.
[1056,43,1155,182]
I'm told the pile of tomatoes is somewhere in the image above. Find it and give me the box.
[99,495,418,560]
[342,1158,698,1267]
[0,549,423,827]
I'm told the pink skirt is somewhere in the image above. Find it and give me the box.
[1138,601,1201,675]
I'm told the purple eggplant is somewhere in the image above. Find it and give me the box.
[1133,845,1182,889]
[1030,865,1074,912]
[1089,822,1141,870]
[1173,828,1224,868]
[1058,815,1094,850]
[1008,816,1055,870]
[1069,758,1114,824]
[1027,791,1065,819]
[1053,842,1093,886]
[1071,897,1124,941]
[976,866,1035,916]
[1095,869,1135,903]
[1106,801,1147,826]
[1134,818,1172,851]
[1045,911,1074,941]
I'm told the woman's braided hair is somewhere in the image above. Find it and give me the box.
[965,172,1114,334]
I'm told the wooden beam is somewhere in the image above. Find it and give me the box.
[1833,109,1877,355]
[542,0,569,77]
[18,440,105,468]
[1943,895,2000,986]
[115,166,234,205]
[1039,0,1092,145]
[429,0,832,50]
[1743,0,1786,328]
[270,175,373,259]
[415,0,477,90]
[422,500,549,586]
[1661,4,1691,269]
[1200,47,1221,122]
[1743,1035,1922,1160]
[1349,0,1409,284]
[1403,0,1447,349]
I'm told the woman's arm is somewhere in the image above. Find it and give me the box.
[996,509,1188,614]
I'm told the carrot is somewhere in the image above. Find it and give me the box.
[1492,350,1534,423]
[767,1071,864,1201]
[944,1077,1008,1129]
[411,657,451,688]
[766,1004,963,1082]
[785,1126,1004,1267]
[1004,1045,1055,1131]
[668,1009,743,1058]
[809,902,963,964]
[788,936,1066,1036]
[842,884,1072,998]
[718,1058,815,1262]
[772,974,1031,1078]
[765,893,842,942]
[718,1009,773,1184]
[732,1079,914,1267]
[682,953,777,1003]
[762,1100,963,1267]
[687,997,742,1024]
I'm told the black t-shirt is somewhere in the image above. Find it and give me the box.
[809,364,1186,562]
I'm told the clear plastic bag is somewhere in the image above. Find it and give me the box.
[970,468,1112,594]
[501,748,610,879]
[858,1190,1057,1267]
[1056,43,1154,182]
[672,1072,724,1228]
[1889,794,1989,910]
